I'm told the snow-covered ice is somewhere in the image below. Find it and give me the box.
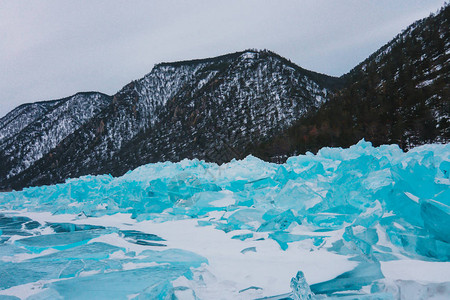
[0,140,449,299]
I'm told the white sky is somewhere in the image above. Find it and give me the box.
[0,0,446,117]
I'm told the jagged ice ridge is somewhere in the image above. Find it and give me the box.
[0,140,449,299]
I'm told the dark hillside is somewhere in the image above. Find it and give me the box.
[248,5,449,161]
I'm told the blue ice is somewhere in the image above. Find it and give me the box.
[0,140,449,298]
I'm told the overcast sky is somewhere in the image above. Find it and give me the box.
[0,0,446,117]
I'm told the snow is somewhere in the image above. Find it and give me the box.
[416,79,435,88]
[381,260,450,282]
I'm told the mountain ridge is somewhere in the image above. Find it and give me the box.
[1,49,341,190]
[157,49,343,89]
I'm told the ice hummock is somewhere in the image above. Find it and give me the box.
[0,140,449,299]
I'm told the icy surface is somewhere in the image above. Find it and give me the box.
[0,140,449,299]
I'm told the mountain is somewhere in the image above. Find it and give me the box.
[248,5,449,161]
[0,92,111,183]
[0,50,341,190]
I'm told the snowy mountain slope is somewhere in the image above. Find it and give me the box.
[0,100,60,145]
[111,51,334,168]
[0,92,111,183]
[0,50,341,190]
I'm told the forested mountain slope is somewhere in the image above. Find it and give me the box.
[248,5,449,161]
